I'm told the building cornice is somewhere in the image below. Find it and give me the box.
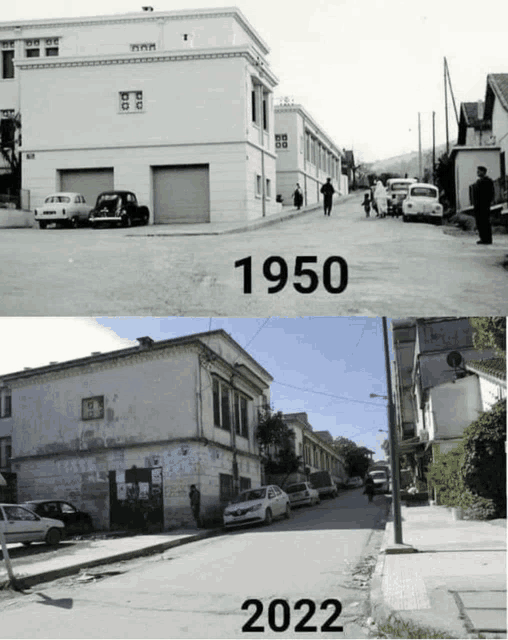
[0,8,270,56]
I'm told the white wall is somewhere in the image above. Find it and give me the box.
[454,147,501,211]
[492,100,508,163]
[427,375,482,441]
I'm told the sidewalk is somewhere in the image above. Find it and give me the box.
[0,527,221,589]
[370,505,507,639]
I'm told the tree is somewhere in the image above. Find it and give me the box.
[332,436,371,478]
[256,408,301,485]
[434,152,455,213]
[470,317,506,359]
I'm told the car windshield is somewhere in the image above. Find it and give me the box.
[411,187,437,198]
[370,472,386,479]
[231,488,266,503]
[286,484,307,493]
[390,184,411,191]
[45,196,71,203]
[97,195,121,209]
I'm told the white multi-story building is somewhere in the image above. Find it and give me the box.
[274,100,346,207]
[0,7,279,223]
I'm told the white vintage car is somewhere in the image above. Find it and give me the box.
[402,183,443,225]
[34,192,92,229]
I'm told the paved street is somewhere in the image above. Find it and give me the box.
[0,488,389,639]
[1,195,507,316]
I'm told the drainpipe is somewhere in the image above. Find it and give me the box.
[258,83,266,217]
[230,367,239,495]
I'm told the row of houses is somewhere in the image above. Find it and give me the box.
[0,7,349,224]
[0,329,346,530]
[391,318,506,493]
[452,73,508,213]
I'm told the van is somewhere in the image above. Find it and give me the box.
[308,471,338,498]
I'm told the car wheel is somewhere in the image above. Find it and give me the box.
[142,212,149,225]
[284,504,291,519]
[402,215,409,222]
[45,527,62,546]
[69,216,80,229]
[38,221,47,229]
[22,542,32,547]
[264,508,273,526]
[121,215,132,228]
[82,520,93,534]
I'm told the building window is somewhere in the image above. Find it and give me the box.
[240,476,251,492]
[234,392,249,439]
[256,174,262,197]
[130,43,156,52]
[251,89,257,123]
[213,378,232,431]
[275,133,288,150]
[45,39,60,56]
[262,93,268,131]
[0,437,12,470]
[82,396,104,420]
[265,178,271,199]
[2,46,14,79]
[119,91,144,113]
[3,394,11,418]
[220,473,234,502]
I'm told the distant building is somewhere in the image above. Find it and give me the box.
[274,103,346,207]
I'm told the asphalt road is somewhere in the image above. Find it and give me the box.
[0,489,390,639]
[1,197,507,316]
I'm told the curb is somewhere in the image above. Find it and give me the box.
[2,527,223,590]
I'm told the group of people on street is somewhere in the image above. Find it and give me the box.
[292,178,336,216]
[361,181,388,218]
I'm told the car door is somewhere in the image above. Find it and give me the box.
[272,486,284,516]
[60,502,80,530]
[2,505,45,543]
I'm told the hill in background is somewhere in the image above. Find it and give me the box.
[364,142,452,178]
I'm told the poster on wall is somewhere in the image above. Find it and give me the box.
[116,483,126,501]
[139,482,150,500]
[152,468,162,484]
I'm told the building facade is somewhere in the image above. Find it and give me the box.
[274,101,346,207]
[0,330,273,530]
[0,7,280,223]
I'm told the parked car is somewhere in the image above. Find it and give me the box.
[346,476,363,488]
[402,183,443,224]
[34,192,92,229]
[88,191,150,228]
[22,500,93,534]
[368,470,389,494]
[0,503,65,546]
[223,485,290,528]
[285,482,320,507]
[308,471,338,498]
[386,178,417,216]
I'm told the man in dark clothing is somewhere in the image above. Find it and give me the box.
[363,476,375,503]
[189,484,201,528]
[320,178,335,216]
[472,166,495,245]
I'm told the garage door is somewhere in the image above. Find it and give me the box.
[153,164,210,224]
[59,168,114,209]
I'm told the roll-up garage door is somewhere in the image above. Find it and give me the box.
[153,164,210,224]
[59,168,114,209]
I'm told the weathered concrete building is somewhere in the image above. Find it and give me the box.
[0,330,272,530]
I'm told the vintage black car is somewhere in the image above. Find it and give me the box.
[22,500,94,534]
[88,191,150,228]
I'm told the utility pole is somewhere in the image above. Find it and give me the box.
[432,111,436,185]
[444,58,449,155]
[382,318,416,554]
[418,113,422,181]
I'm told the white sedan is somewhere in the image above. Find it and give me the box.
[285,482,320,507]
[223,485,291,528]
[0,503,65,546]
[402,183,443,225]
[34,192,93,229]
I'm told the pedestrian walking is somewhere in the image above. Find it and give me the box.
[363,476,375,503]
[292,183,303,210]
[320,178,335,216]
[361,192,371,217]
[472,165,495,245]
[189,484,201,528]
[374,180,388,218]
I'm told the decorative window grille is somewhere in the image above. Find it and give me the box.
[45,38,59,56]
[119,91,144,113]
[275,133,288,150]
[81,396,104,420]
[25,39,40,58]
[130,43,156,52]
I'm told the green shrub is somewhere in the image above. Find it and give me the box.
[427,443,475,509]
[463,497,498,521]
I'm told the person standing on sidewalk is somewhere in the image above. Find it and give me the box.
[189,484,201,528]
[361,192,371,217]
[320,178,335,216]
[364,476,375,503]
[472,165,495,245]
[292,183,303,210]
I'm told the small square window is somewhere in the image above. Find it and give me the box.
[82,396,104,420]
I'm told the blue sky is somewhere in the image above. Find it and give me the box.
[6,0,508,161]
[0,317,391,459]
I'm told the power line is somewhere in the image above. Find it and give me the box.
[272,380,385,407]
